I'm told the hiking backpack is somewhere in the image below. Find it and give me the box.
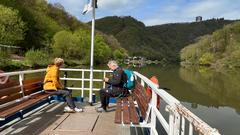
[123,69,135,90]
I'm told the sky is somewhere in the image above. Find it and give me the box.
[48,0,240,26]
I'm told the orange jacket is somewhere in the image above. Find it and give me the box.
[43,64,63,90]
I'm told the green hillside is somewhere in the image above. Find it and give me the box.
[0,0,126,70]
[180,21,240,69]
[95,16,234,62]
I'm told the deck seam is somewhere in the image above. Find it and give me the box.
[53,113,70,130]
[91,114,100,132]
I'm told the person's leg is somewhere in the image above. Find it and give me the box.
[59,89,76,109]
[110,87,124,97]
[99,88,111,110]
[104,88,124,107]
[46,89,76,109]
[45,90,83,112]
[106,96,110,107]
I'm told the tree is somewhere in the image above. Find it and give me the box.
[52,30,89,60]
[113,48,127,61]
[94,35,111,64]
[0,5,26,45]
[52,30,76,58]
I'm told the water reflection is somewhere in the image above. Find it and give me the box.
[132,65,240,135]
[133,65,240,112]
[179,67,240,113]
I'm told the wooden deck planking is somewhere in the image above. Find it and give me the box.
[1,102,131,135]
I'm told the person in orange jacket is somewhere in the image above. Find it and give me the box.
[44,58,83,113]
[146,76,161,109]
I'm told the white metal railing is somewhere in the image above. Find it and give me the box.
[133,71,220,135]
[59,68,111,102]
[1,68,220,135]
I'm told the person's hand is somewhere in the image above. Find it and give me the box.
[103,77,109,82]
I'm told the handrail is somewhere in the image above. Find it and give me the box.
[1,69,46,76]
[1,68,220,135]
[133,71,220,135]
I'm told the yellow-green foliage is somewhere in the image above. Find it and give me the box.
[52,29,113,64]
[25,49,51,67]
[113,48,128,61]
[0,5,26,45]
[0,49,10,68]
[199,53,214,66]
[180,21,240,69]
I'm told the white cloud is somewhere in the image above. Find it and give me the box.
[143,0,240,26]
[97,0,145,15]
[99,0,143,10]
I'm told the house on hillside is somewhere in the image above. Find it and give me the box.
[196,16,202,22]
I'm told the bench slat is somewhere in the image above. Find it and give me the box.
[0,93,22,105]
[0,81,19,90]
[24,86,42,95]
[115,99,122,124]
[114,82,150,125]
[0,78,50,121]
[122,98,130,124]
[128,96,139,124]
[23,78,43,96]
[0,86,21,97]
[133,92,147,119]
[0,93,50,118]
[22,78,43,85]
[133,88,147,119]
[133,83,149,119]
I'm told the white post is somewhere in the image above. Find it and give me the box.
[169,112,174,135]
[19,74,24,97]
[189,123,193,135]
[150,92,157,135]
[103,71,106,88]
[174,113,180,135]
[89,0,95,104]
[82,71,84,98]
[181,116,185,135]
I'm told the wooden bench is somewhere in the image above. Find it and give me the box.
[0,78,51,121]
[115,82,151,125]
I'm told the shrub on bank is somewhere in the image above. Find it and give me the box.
[25,49,51,67]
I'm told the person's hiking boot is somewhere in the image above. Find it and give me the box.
[96,107,107,113]
[64,106,75,113]
[74,107,83,112]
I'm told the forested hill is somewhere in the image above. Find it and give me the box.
[95,16,234,62]
[0,0,126,70]
[180,21,240,69]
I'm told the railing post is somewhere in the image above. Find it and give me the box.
[169,111,174,135]
[89,70,93,104]
[81,70,84,98]
[103,71,106,88]
[189,123,193,135]
[19,73,24,97]
[181,116,185,135]
[174,112,180,135]
[166,105,176,135]
[150,91,157,135]
[63,71,68,88]
[141,79,145,87]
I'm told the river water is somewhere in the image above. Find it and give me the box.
[131,64,240,135]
